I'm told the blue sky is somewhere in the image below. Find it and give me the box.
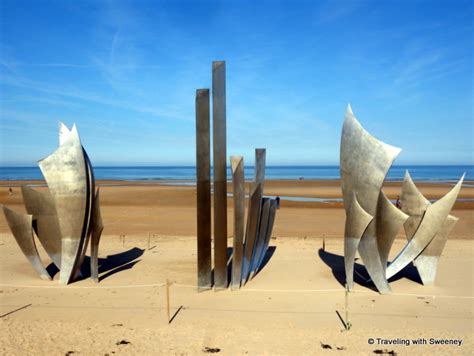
[0,0,472,166]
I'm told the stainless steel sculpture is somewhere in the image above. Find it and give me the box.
[242,149,266,284]
[212,61,228,290]
[196,89,212,291]
[89,188,104,283]
[230,156,245,290]
[386,171,464,283]
[2,206,51,280]
[231,150,278,289]
[340,104,401,293]
[340,104,465,293]
[2,123,102,284]
[195,61,278,291]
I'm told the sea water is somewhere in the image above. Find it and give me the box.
[0,165,472,181]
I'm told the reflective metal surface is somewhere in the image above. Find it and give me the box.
[4,122,102,285]
[196,89,212,291]
[398,171,459,285]
[340,105,401,293]
[21,186,62,268]
[242,149,266,284]
[255,199,277,273]
[74,150,95,280]
[343,193,373,290]
[386,174,465,279]
[212,61,228,290]
[415,215,458,285]
[376,192,408,270]
[249,197,271,279]
[230,156,245,290]
[89,189,103,283]
[2,206,51,280]
[38,125,89,285]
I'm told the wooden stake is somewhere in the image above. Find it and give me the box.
[323,235,326,251]
[345,283,351,330]
[166,279,171,324]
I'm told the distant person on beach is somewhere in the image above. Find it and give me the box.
[276,196,280,209]
[8,187,13,195]
[396,195,401,209]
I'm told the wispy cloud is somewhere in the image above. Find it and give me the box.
[0,73,191,121]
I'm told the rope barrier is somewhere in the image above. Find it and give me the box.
[0,282,473,299]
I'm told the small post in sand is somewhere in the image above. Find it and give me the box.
[322,235,326,251]
[345,283,351,330]
[166,279,171,324]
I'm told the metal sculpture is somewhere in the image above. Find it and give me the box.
[340,104,464,293]
[386,171,464,283]
[231,150,278,289]
[2,123,103,284]
[242,148,266,283]
[2,206,51,281]
[230,156,245,290]
[212,61,228,290]
[195,61,278,291]
[196,89,212,291]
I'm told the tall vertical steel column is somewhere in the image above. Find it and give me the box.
[230,156,245,290]
[212,61,228,289]
[196,89,212,291]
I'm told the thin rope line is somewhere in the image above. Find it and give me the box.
[1,283,472,299]
[0,283,165,289]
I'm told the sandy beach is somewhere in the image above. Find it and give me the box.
[0,179,473,355]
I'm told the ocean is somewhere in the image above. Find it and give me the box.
[0,165,472,181]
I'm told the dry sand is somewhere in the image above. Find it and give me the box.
[0,180,473,355]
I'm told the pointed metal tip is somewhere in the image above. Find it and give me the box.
[346,103,353,115]
[230,156,243,173]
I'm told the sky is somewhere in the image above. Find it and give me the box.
[0,0,472,166]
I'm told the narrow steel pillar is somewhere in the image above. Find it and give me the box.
[230,156,245,290]
[196,89,212,291]
[212,61,228,289]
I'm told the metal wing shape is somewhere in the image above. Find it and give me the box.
[2,206,51,280]
[386,174,465,279]
[38,124,90,285]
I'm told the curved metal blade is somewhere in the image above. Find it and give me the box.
[340,105,400,292]
[249,197,271,279]
[21,186,62,268]
[340,104,401,216]
[38,125,89,285]
[344,193,373,290]
[255,199,277,273]
[376,192,409,270]
[399,171,459,284]
[415,215,458,285]
[242,148,266,284]
[386,174,465,279]
[2,206,51,280]
[73,149,95,280]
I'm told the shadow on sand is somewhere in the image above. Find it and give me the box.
[318,248,422,291]
[47,247,144,283]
